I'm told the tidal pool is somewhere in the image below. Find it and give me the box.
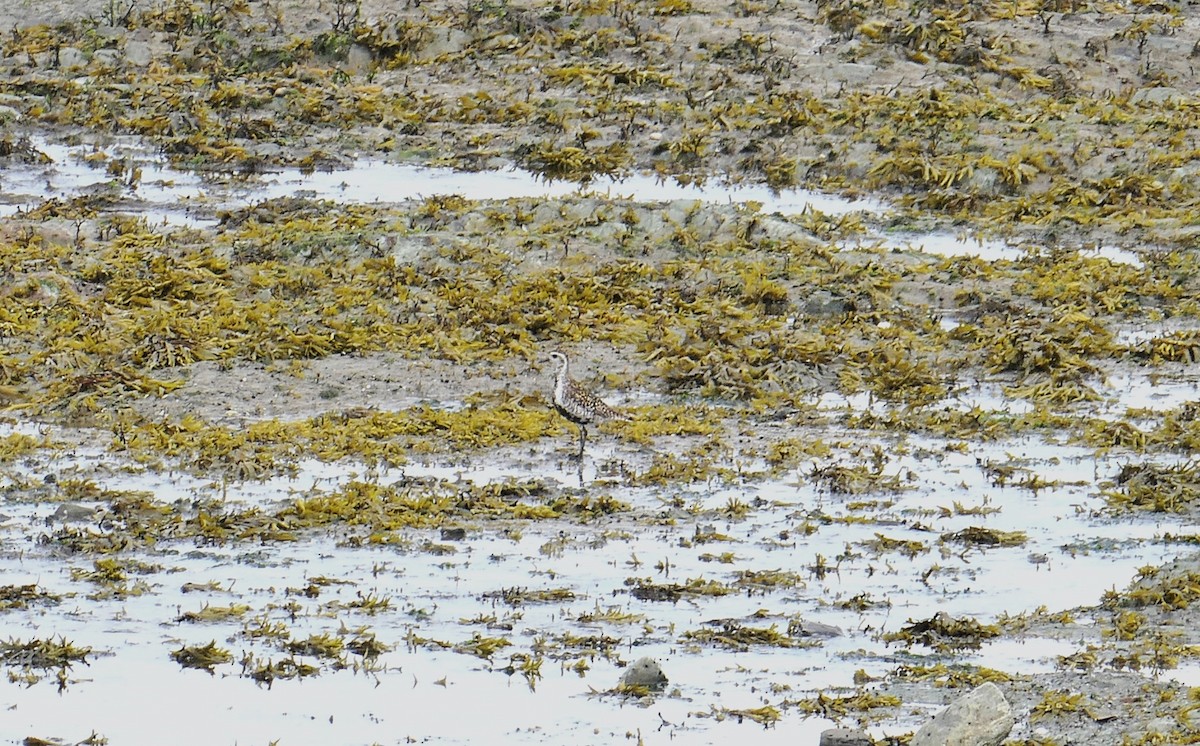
[0,135,1147,265]
[0,136,882,227]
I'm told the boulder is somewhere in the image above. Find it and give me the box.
[618,656,668,691]
[910,681,1013,746]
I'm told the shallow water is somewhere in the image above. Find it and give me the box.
[0,135,1145,266]
[0,407,1190,744]
[866,231,1143,266]
[0,136,883,226]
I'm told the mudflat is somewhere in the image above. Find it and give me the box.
[3,1,1200,744]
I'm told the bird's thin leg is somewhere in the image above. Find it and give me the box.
[577,425,587,459]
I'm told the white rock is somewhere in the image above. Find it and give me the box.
[910,681,1014,746]
[618,656,668,690]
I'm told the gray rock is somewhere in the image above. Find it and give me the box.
[965,165,1001,195]
[420,28,468,60]
[911,681,1014,746]
[792,620,843,638]
[618,656,668,691]
[0,105,19,122]
[820,728,872,746]
[825,62,879,85]
[664,199,704,228]
[345,44,373,74]
[92,49,122,68]
[58,46,87,69]
[49,503,98,523]
[1131,87,1184,106]
[124,40,154,67]
[575,14,619,33]
[800,289,854,316]
[757,215,810,242]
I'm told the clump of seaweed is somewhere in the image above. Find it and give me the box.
[0,583,63,611]
[883,611,1001,651]
[787,690,901,719]
[626,577,733,602]
[1030,689,1092,721]
[0,636,92,691]
[241,654,319,688]
[482,587,576,606]
[177,603,251,623]
[1105,567,1200,611]
[170,641,234,673]
[808,455,908,495]
[893,662,1013,688]
[1104,461,1200,514]
[941,526,1028,548]
[683,619,814,651]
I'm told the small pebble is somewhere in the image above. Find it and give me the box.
[819,727,872,746]
[49,503,97,523]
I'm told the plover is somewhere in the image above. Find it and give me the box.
[548,351,625,458]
